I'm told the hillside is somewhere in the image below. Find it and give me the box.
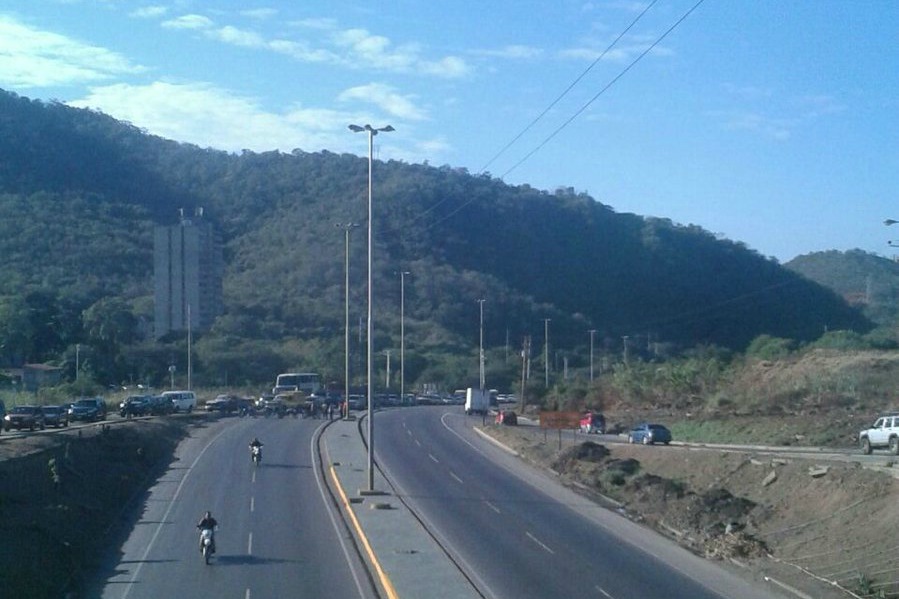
[786,249,899,326]
[0,89,872,390]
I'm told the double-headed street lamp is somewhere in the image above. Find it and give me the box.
[886,219,899,247]
[337,222,360,419]
[349,123,393,492]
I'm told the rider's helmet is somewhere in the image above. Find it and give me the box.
[252,437,259,444]
[205,511,212,519]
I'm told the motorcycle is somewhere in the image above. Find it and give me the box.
[251,445,262,466]
[198,527,215,564]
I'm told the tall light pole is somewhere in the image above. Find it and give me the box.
[478,299,486,390]
[187,303,192,390]
[397,271,411,404]
[349,123,393,492]
[543,318,551,388]
[588,329,597,382]
[338,222,360,418]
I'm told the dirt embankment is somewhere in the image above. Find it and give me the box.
[484,424,899,599]
[0,419,191,599]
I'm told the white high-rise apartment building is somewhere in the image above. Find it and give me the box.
[154,209,223,338]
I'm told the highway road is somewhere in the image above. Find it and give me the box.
[94,414,377,599]
[373,406,792,599]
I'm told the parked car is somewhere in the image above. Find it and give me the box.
[119,395,151,417]
[68,397,107,422]
[579,412,606,434]
[145,395,173,415]
[859,412,899,455]
[495,410,518,426]
[42,405,69,428]
[627,423,672,445]
[161,390,196,413]
[5,405,46,431]
[205,394,239,414]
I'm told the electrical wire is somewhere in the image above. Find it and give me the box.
[478,0,660,175]
[415,0,707,234]
[500,0,706,180]
[407,1,661,230]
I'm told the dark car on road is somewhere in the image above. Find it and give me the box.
[42,405,69,428]
[205,394,239,414]
[4,405,46,431]
[627,423,672,445]
[143,395,172,415]
[495,410,518,426]
[119,395,151,417]
[68,398,107,422]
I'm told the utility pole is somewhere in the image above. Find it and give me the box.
[478,299,486,390]
[520,336,530,413]
[589,329,597,382]
[543,318,551,388]
[622,335,630,365]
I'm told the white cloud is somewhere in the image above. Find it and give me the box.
[68,81,354,153]
[211,25,265,48]
[162,14,214,30]
[130,6,168,19]
[240,8,277,20]
[268,39,337,63]
[0,15,144,88]
[330,27,468,77]
[338,83,427,121]
[290,17,338,31]
[475,45,544,60]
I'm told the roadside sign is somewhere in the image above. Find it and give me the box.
[539,411,580,430]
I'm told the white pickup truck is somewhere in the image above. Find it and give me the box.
[859,413,899,455]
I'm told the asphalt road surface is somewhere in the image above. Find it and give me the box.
[94,414,376,599]
[373,406,793,599]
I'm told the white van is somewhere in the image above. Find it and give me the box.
[162,390,197,413]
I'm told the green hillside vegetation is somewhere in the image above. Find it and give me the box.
[786,249,899,326]
[0,89,877,401]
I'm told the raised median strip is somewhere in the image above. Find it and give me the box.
[322,418,482,599]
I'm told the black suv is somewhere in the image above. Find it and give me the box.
[119,395,151,418]
[4,405,46,431]
[68,398,107,422]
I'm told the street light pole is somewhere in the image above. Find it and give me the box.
[543,318,551,388]
[589,329,597,382]
[478,299,486,390]
[398,271,410,405]
[349,123,393,492]
[338,222,360,419]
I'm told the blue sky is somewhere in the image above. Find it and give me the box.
[1,1,897,262]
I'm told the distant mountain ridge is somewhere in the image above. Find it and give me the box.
[786,249,899,326]
[0,88,871,386]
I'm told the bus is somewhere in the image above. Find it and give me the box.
[272,372,322,395]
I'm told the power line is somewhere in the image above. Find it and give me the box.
[500,0,707,180]
[478,0,660,175]
[408,1,661,231]
[416,0,707,235]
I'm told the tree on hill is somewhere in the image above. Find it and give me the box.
[0,88,873,389]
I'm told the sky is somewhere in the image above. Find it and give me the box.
[0,1,897,263]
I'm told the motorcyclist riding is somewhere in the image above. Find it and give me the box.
[249,437,264,464]
[196,511,218,554]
